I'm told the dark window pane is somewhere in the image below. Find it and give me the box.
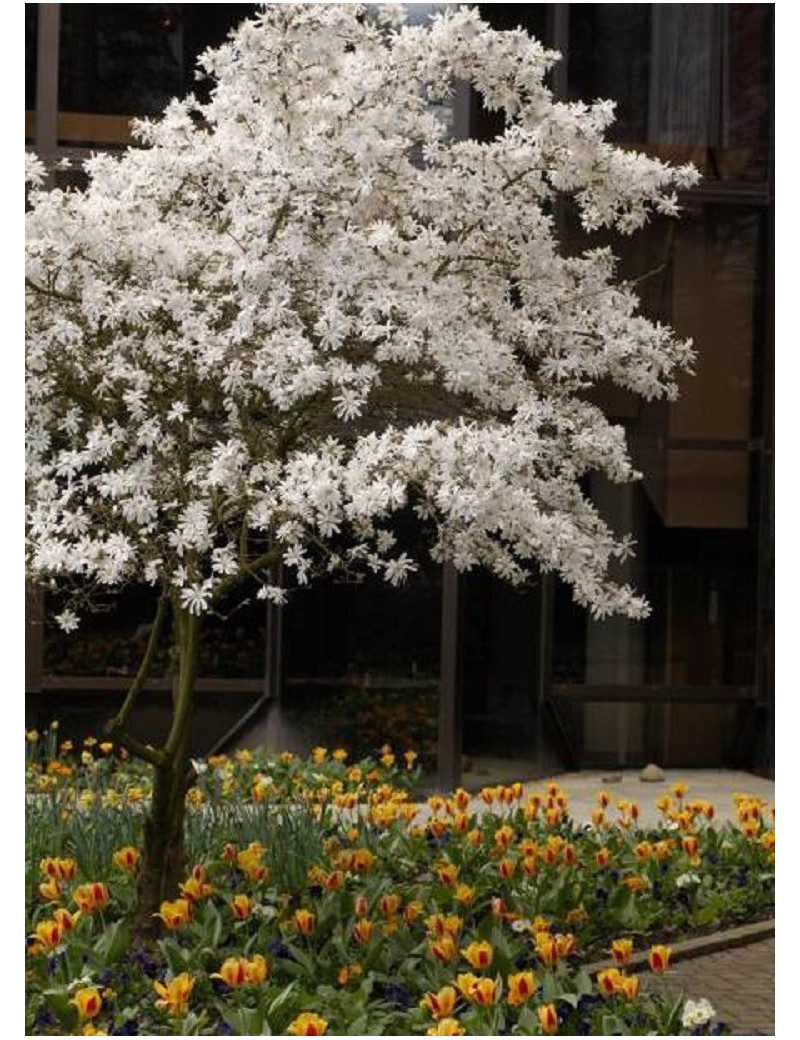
[473,5,550,143]
[182,5,257,102]
[58,5,184,119]
[44,584,266,679]
[568,5,651,143]
[56,5,258,145]
[26,5,38,110]
[568,4,773,181]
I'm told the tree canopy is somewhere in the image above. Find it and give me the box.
[26,3,698,628]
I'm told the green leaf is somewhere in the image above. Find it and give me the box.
[602,1012,627,1035]
[42,988,78,1030]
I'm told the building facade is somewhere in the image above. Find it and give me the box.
[25,4,774,780]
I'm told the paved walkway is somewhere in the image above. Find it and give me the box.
[459,762,775,827]
[645,938,775,1035]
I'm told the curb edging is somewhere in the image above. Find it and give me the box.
[585,918,775,975]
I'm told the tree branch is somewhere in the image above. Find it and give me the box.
[105,592,171,736]
[111,729,167,768]
[211,545,284,605]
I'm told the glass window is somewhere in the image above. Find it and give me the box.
[26,5,38,111]
[568,4,772,181]
[44,584,266,680]
[56,5,257,146]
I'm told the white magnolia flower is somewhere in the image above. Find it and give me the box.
[25,4,697,627]
[54,609,80,633]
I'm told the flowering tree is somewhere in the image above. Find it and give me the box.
[26,4,697,935]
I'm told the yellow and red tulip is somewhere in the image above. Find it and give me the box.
[154,973,195,1017]
[294,909,316,935]
[420,986,457,1019]
[352,919,374,945]
[112,846,140,873]
[287,1012,328,1036]
[648,945,672,973]
[71,988,102,1020]
[73,882,110,914]
[426,1019,464,1036]
[537,1004,559,1035]
[211,957,249,988]
[507,971,537,1006]
[155,898,193,930]
[611,938,633,965]
[230,894,254,920]
[461,940,493,969]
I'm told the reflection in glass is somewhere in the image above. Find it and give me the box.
[568,4,772,181]
[44,585,266,679]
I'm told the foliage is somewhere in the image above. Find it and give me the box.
[26,729,773,1036]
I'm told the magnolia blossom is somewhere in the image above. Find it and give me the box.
[26,4,698,626]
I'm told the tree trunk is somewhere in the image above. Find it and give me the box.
[132,606,200,944]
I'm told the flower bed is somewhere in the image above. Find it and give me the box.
[25,727,774,1036]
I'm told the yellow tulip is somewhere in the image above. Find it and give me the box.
[426,1018,464,1036]
[154,898,193,930]
[71,988,102,1020]
[154,973,194,1016]
[507,971,537,1006]
[287,1012,328,1035]
[461,940,493,969]
[611,938,633,965]
[537,1004,559,1035]
[112,846,140,873]
[294,909,316,935]
[211,957,249,988]
[648,945,672,973]
[420,986,457,1019]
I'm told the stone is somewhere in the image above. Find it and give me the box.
[601,773,623,784]
[640,763,665,782]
